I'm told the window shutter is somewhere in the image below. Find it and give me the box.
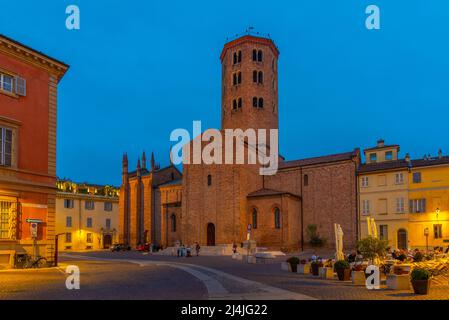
[409,200,414,213]
[15,76,26,96]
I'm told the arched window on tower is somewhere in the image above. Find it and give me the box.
[304,174,309,186]
[252,49,257,61]
[171,214,176,232]
[233,73,237,86]
[238,98,242,109]
[233,99,237,110]
[258,98,264,108]
[258,71,263,84]
[252,208,258,229]
[233,52,237,65]
[274,208,281,229]
[258,50,263,62]
[207,174,212,186]
[238,50,242,63]
[253,70,258,83]
[237,72,242,84]
[253,97,258,108]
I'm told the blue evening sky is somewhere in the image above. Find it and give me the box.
[1,0,448,186]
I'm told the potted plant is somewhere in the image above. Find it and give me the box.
[286,257,300,273]
[334,260,351,281]
[307,224,326,247]
[311,260,323,276]
[410,268,431,295]
[356,236,389,265]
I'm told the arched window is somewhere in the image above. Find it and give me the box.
[233,52,237,65]
[252,49,257,61]
[258,50,263,62]
[171,214,176,232]
[233,99,237,110]
[233,73,237,85]
[207,174,212,186]
[253,97,258,108]
[252,208,258,229]
[304,174,309,186]
[274,208,281,229]
[258,71,263,84]
[258,98,264,108]
[238,50,242,63]
[253,70,258,83]
[171,172,175,180]
[237,72,242,84]
[238,98,242,109]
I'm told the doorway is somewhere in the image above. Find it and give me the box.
[103,234,112,249]
[207,223,215,246]
[397,229,407,249]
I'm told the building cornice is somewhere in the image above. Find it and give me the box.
[0,34,69,82]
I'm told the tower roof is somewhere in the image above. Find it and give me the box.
[220,35,279,62]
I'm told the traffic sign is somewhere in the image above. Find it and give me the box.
[26,218,43,223]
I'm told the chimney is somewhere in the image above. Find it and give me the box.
[438,149,443,159]
[377,139,385,148]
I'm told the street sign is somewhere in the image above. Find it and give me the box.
[30,222,38,238]
[26,218,43,223]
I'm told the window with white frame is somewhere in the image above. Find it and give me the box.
[409,199,426,213]
[0,127,13,167]
[433,224,443,239]
[0,73,13,93]
[379,225,388,241]
[395,173,404,184]
[396,198,405,213]
[362,200,370,215]
[64,199,74,209]
[361,176,369,187]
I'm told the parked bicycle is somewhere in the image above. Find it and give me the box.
[16,254,48,269]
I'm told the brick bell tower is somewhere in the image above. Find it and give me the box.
[220,34,280,133]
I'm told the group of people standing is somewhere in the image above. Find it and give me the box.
[176,242,201,257]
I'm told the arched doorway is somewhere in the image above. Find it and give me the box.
[103,234,112,249]
[397,229,407,249]
[207,223,215,246]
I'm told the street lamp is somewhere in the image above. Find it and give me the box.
[424,227,429,254]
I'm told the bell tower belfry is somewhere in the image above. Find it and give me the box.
[220,34,280,132]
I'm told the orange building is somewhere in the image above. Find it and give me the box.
[0,35,68,268]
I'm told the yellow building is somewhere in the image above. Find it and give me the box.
[359,140,449,250]
[56,179,119,251]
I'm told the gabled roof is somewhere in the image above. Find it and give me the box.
[279,149,359,170]
[247,188,300,199]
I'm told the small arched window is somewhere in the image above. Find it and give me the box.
[253,70,258,83]
[238,98,242,109]
[258,50,263,62]
[233,73,237,85]
[253,97,258,108]
[171,214,176,232]
[207,174,212,186]
[233,99,237,110]
[252,49,257,61]
[252,208,258,229]
[258,71,263,84]
[304,174,309,186]
[233,52,237,65]
[238,50,242,63]
[274,208,281,229]
[258,98,264,108]
[237,72,242,84]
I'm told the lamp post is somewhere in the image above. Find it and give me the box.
[424,227,429,254]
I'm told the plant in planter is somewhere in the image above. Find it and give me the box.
[307,224,327,247]
[334,260,351,281]
[410,268,431,295]
[356,236,389,265]
[311,260,323,276]
[286,257,300,273]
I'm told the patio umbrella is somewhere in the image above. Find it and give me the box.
[334,223,345,261]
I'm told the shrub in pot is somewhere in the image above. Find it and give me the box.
[286,257,300,273]
[411,268,431,295]
[334,260,351,281]
[311,261,323,276]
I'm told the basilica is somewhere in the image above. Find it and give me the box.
[119,34,360,251]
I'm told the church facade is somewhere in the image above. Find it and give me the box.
[119,34,361,251]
